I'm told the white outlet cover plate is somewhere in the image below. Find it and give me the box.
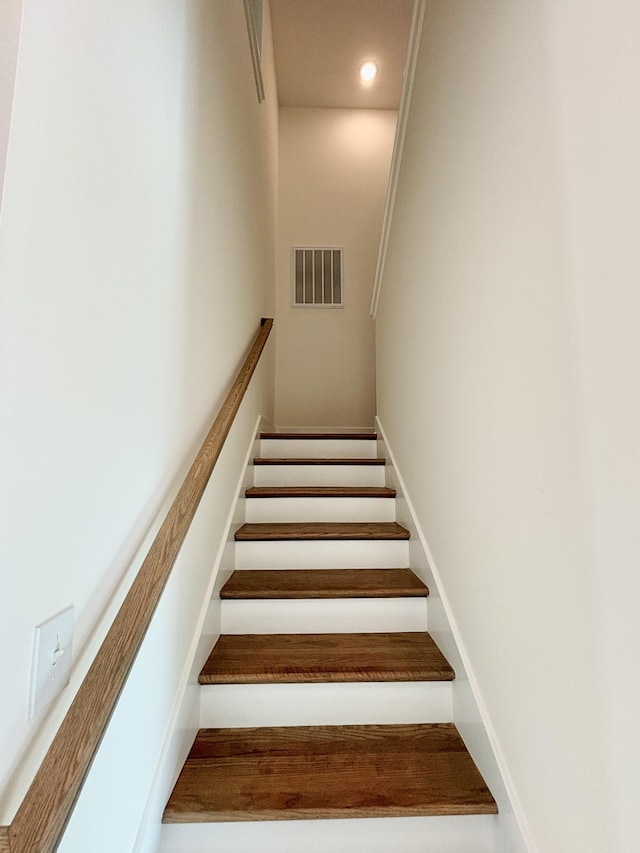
[29,605,75,719]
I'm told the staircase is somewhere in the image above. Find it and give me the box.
[160,431,497,852]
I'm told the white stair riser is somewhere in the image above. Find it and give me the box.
[221,598,427,634]
[253,464,386,487]
[158,436,498,853]
[260,438,377,458]
[245,496,395,523]
[200,682,452,728]
[159,815,495,853]
[235,539,410,570]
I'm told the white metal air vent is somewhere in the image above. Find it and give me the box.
[292,247,343,308]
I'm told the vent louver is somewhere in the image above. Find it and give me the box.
[293,247,343,307]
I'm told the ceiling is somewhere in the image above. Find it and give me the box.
[269,0,414,110]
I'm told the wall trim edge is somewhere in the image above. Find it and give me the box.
[131,413,265,852]
[375,415,537,853]
[370,0,426,319]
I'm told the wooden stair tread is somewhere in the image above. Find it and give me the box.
[221,569,429,599]
[245,486,396,498]
[199,632,453,684]
[235,522,410,541]
[163,723,497,822]
[253,457,386,465]
[261,432,377,440]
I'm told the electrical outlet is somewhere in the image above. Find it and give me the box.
[29,605,75,719]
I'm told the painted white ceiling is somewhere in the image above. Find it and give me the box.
[269,0,414,110]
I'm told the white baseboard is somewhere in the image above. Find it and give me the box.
[375,416,532,853]
[132,415,264,853]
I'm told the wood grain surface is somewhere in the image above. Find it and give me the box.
[260,432,377,440]
[0,827,11,853]
[220,569,428,599]
[199,632,454,684]
[163,723,497,822]
[234,522,410,541]
[253,457,386,465]
[245,486,396,498]
[7,319,273,853]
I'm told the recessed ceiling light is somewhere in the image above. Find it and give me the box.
[359,61,378,83]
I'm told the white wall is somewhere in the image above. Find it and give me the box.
[275,107,396,427]
[376,1,640,851]
[547,3,640,849]
[0,1,277,849]
[0,0,22,200]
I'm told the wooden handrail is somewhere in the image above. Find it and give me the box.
[0,827,10,853]
[2,318,274,853]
